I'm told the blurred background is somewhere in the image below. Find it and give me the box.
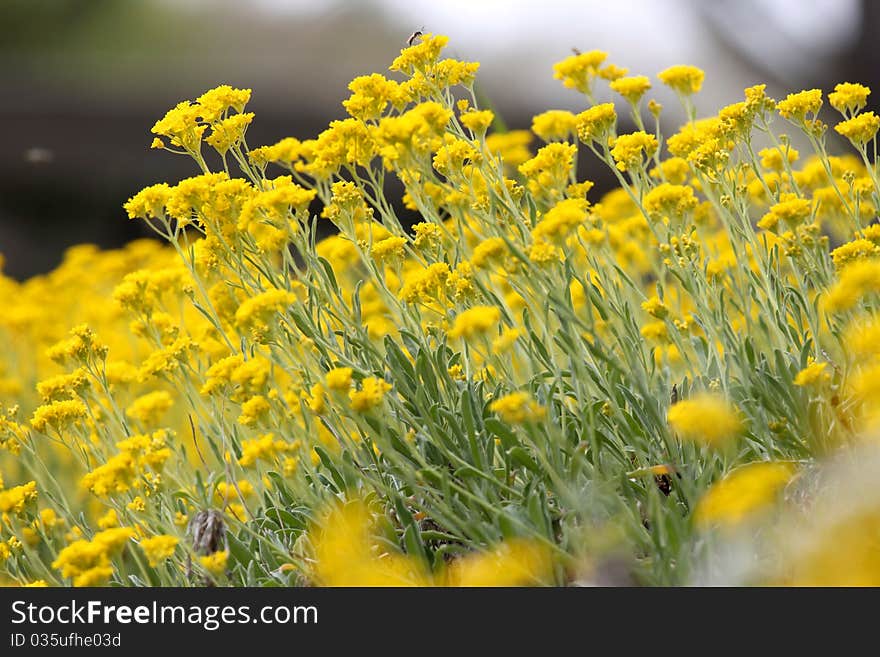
[1,0,876,279]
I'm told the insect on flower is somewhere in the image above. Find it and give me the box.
[185,509,226,584]
[407,27,425,47]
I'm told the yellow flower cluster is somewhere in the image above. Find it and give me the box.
[490,392,546,424]
[667,394,743,446]
[52,527,134,587]
[610,131,658,171]
[658,64,705,95]
[2,35,880,588]
[834,111,880,145]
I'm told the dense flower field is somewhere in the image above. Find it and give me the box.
[1,34,880,586]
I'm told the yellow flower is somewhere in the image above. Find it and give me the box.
[297,119,377,179]
[777,89,822,121]
[71,566,114,588]
[665,117,722,160]
[30,399,87,434]
[757,193,812,232]
[528,241,561,265]
[492,327,524,354]
[472,237,507,268]
[150,100,205,152]
[793,360,830,387]
[657,65,705,95]
[641,296,669,319]
[373,102,452,169]
[325,367,354,391]
[412,222,444,248]
[844,314,880,361]
[490,391,545,424]
[566,180,594,201]
[531,110,578,142]
[849,362,880,409]
[137,336,196,381]
[196,84,252,122]
[81,454,136,497]
[650,157,690,184]
[239,433,294,467]
[828,82,871,115]
[610,131,658,172]
[205,112,254,154]
[575,103,617,143]
[609,75,652,103]
[643,183,697,218]
[52,528,134,587]
[310,499,430,586]
[531,198,588,243]
[125,390,173,427]
[518,142,579,205]
[598,63,628,81]
[834,112,880,145]
[306,382,326,415]
[444,539,555,586]
[138,535,179,567]
[238,395,271,426]
[426,58,480,91]
[389,33,449,75]
[199,550,229,577]
[824,259,880,311]
[124,183,172,220]
[831,238,880,269]
[163,171,231,224]
[758,146,799,171]
[0,481,37,515]
[552,50,608,94]
[349,377,392,412]
[370,236,408,263]
[234,287,297,340]
[248,136,303,168]
[486,130,533,168]
[640,320,668,342]
[694,462,798,529]
[35,368,89,402]
[92,527,137,553]
[448,305,501,340]
[98,508,119,529]
[38,507,61,531]
[667,393,743,446]
[460,109,495,135]
[342,73,400,120]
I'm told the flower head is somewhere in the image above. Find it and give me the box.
[609,75,652,103]
[553,50,608,95]
[610,131,658,172]
[531,110,578,142]
[694,462,798,529]
[835,112,880,145]
[828,82,871,115]
[448,305,501,340]
[490,391,546,424]
[658,65,705,96]
[777,89,822,121]
[667,393,743,446]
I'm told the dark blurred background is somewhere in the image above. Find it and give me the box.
[1,0,874,279]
